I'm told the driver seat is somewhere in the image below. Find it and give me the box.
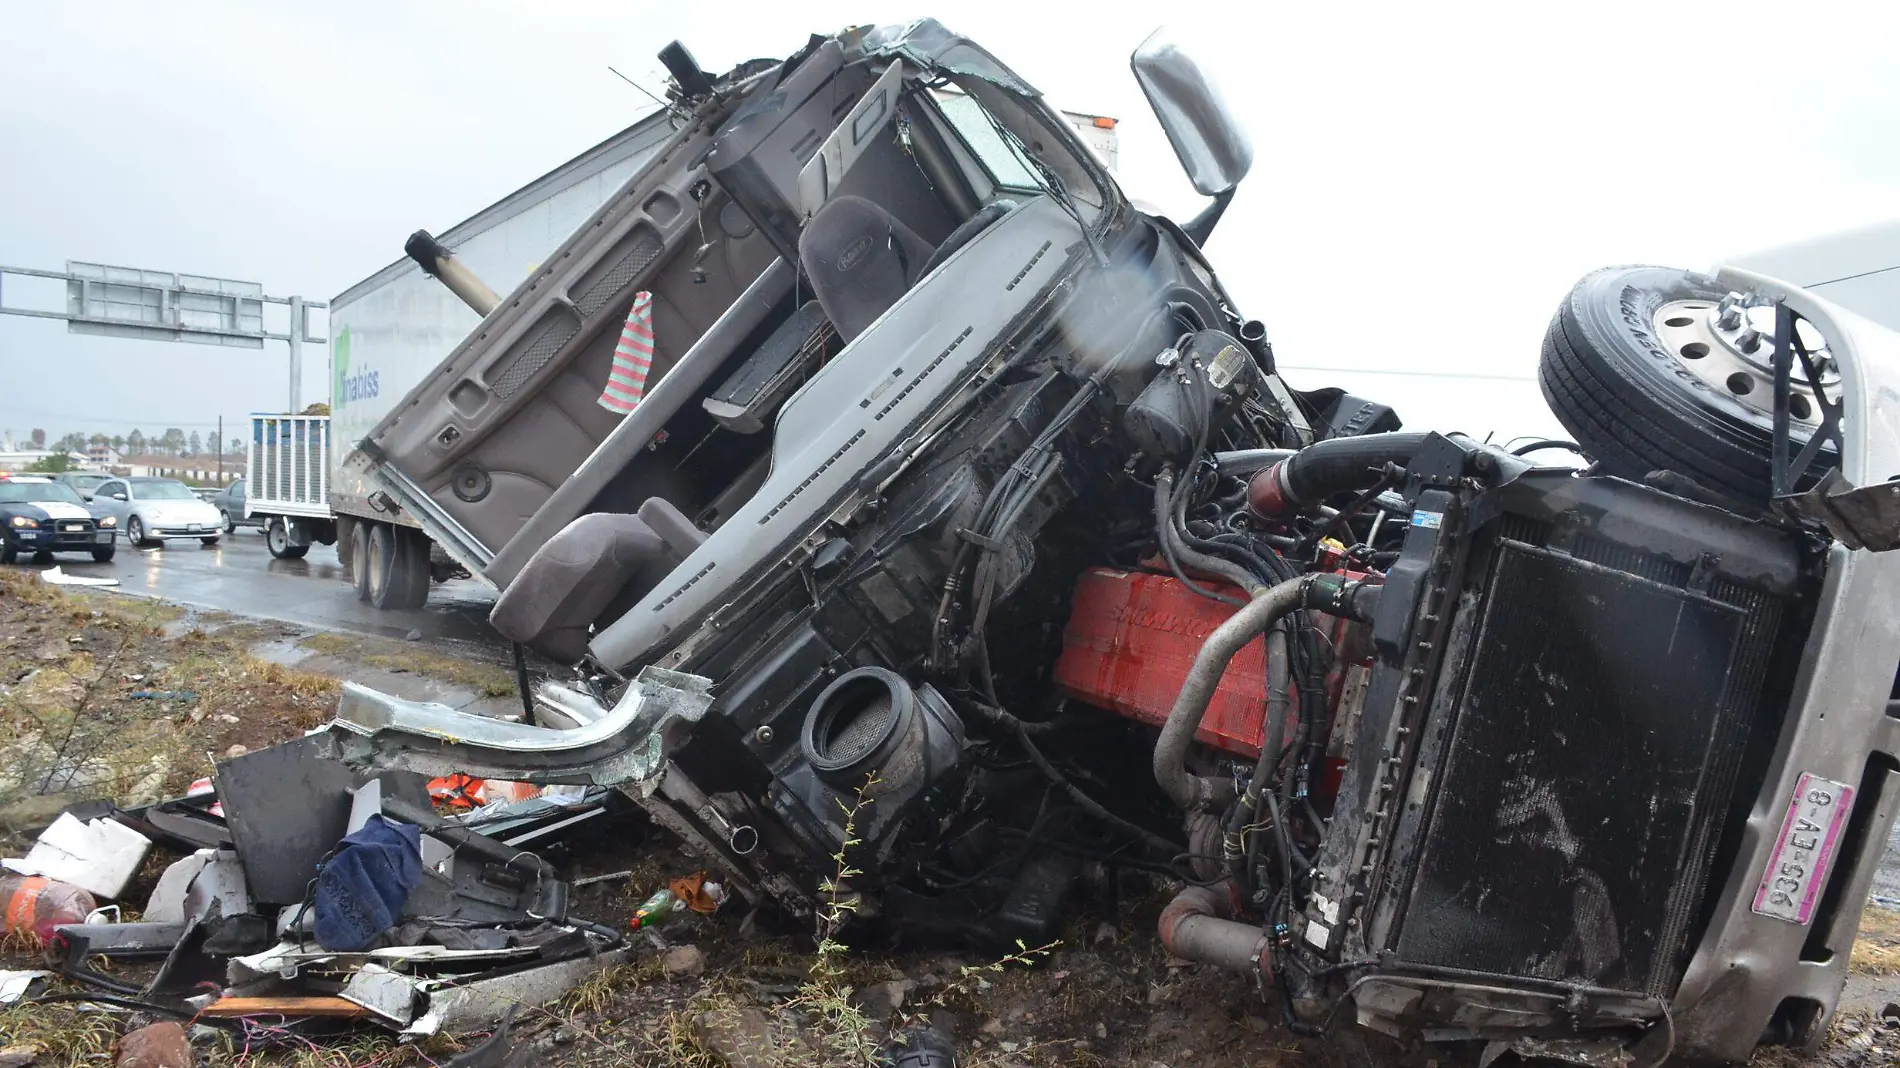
[799,196,1018,341]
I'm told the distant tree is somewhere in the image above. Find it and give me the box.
[111,435,126,452]
[29,428,45,449]
[88,433,109,447]
[26,453,77,474]
[188,431,203,455]
[229,437,243,455]
[160,428,186,455]
[54,432,87,454]
[126,429,146,455]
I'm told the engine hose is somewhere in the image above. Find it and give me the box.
[1223,625,1290,884]
[1156,467,1268,599]
[1247,431,1432,517]
[1157,883,1274,981]
[1156,573,1378,813]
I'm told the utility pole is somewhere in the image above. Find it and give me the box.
[217,416,224,481]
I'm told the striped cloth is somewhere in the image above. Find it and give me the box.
[598,290,655,414]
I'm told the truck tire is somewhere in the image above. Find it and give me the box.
[365,524,429,610]
[266,518,309,560]
[1539,266,1838,505]
[391,527,433,609]
[350,522,373,601]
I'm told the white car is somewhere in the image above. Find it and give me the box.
[90,477,224,547]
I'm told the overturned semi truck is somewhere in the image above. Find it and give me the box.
[324,20,1900,1066]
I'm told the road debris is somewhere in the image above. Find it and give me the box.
[39,568,118,588]
[3,814,148,899]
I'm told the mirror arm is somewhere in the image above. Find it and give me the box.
[1180,188,1235,247]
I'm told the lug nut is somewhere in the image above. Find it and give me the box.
[1715,294,1745,330]
[1736,328,1763,354]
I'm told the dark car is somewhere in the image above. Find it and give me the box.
[0,476,117,563]
[53,471,113,501]
[208,478,263,533]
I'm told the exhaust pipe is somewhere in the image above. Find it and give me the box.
[405,229,502,317]
[1158,883,1273,979]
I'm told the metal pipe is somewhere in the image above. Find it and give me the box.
[1153,574,1307,811]
[405,229,501,317]
[1157,883,1272,979]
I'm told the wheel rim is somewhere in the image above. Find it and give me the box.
[1652,296,1838,431]
[269,522,287,554]
[129,518,143,543]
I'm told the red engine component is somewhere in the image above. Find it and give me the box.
[1054,567,1369,763]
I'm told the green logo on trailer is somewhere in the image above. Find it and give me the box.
[332,327,378,409]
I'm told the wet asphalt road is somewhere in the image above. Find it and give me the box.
[17,524,503,650]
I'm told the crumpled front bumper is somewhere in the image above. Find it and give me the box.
[1665,269,1900,1061]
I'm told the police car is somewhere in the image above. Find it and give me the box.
[0,476,118,564]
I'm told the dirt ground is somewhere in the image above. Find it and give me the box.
[1,570,1896,1068]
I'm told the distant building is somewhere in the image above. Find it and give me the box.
[86,441,123,467]
[0,449,89,474]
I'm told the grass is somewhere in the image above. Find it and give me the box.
[300,632,518,698]
[0,1000,120,1068]
[1851,903,1900,976]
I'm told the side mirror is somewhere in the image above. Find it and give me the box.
[111,492,127,501]
[1131,29,1253,243]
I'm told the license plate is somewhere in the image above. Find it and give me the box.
[62,523,84,532]
[1752,772,1855,924]
[188,523,201,532]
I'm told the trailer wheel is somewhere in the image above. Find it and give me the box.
[350,522,372,601]
[365,524,429,610]
[266,518,309,560]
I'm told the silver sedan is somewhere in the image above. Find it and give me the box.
[89,477,225,547]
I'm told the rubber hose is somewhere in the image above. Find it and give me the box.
[1154,575,1308,811]
[1157,883,1273,979]
[1248,431,1432,517]
[1157,468,1269,597]
[1224,625,1289,881]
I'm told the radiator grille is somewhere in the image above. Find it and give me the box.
[1392,539,1779,995]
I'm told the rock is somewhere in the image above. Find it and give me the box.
[0,1044,40,1068]
[856,978,916,1021]
[979,1018,1005,1037]
[117,1022,191,1068]
[405,629,423,642]
[662,945,706,979]
[1093,921,1117,946]
[215,714,239,725]
[222,744,248,759]
[552,1027,579,1046]
[1094,1022,1108,1039]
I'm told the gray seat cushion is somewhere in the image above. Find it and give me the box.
[490,512,667,664]
[798,195,933,341]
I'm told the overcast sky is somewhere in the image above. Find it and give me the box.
[2,0,1896,449]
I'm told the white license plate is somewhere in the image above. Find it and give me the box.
[62,523,84,532]
[1752,772,1855,924]
[187,523,201,532]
